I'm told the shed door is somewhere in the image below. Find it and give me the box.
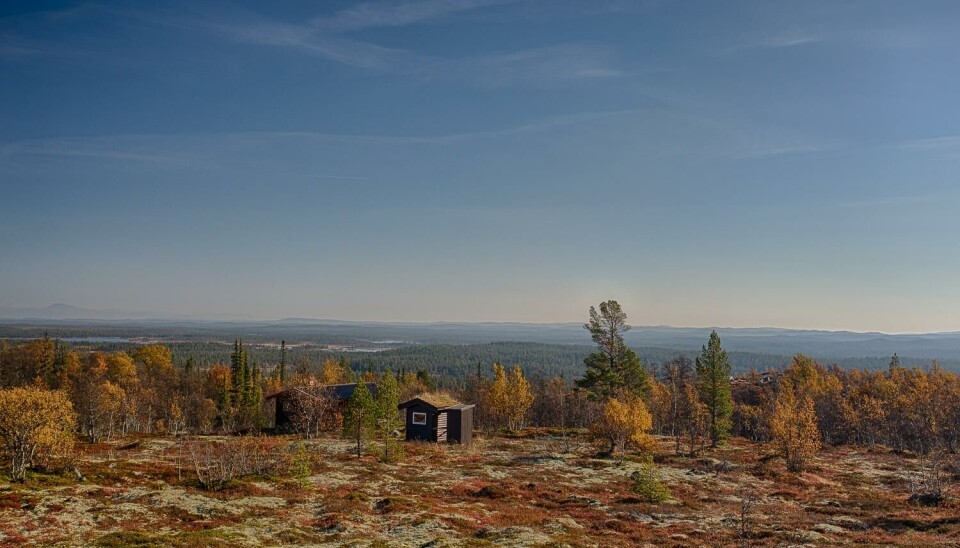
[436,412,448,442]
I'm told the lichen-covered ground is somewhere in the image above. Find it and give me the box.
[1,433,958,546]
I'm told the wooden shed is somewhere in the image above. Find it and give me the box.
[266,382,376,432]
[398,393,474,444]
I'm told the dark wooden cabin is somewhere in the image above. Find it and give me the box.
[398,393,474,444]
[266,382,376,432]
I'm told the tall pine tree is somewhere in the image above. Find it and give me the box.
[375,370,403,462]
[576,300,649,399]
[230,339,248,404]
[343,379,376,458]
[278,340,287,384]
[695,330,732,447]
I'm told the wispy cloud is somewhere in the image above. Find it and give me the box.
[0,109,638,167]
[0,42,41,58]
[895,135,960,159]
[731,142,848,160]
[213,19,417,71]
[0,135,214,167]
[721,30,823,54]
[424,43,620,87]
[216,17,618,84]
[898,135,960,151]
[108,4,621,86]
[314,0,515,31]
[838,194,940,209]
[0,33,89,61]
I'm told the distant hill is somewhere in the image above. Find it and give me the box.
[2,309,960,363]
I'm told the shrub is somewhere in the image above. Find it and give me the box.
[908,450,950,507]
[590,392,655,456]
[184,436,283,490]
[630,457,670,503]
[0,387,76,482]
[289,442,312,488]
[769,382,821,473]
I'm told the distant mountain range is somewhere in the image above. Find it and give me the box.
[2,304,960,363]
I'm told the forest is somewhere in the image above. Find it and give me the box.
[2,304,959,479]
[2,301,960,545]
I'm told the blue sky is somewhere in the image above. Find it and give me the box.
[1,0,959,331]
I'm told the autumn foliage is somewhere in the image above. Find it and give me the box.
[0,386,76,482]
[590,391,655,455]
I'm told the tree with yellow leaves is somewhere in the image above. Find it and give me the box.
[318,357,351,385]
[399,369,430,401]
[770,382,821,473]
[66,353,128,442]
[0,386,76,482]
[487,363,510,430]
[485,363,534,431]
[506,364,534,431]
[591,391,655,455]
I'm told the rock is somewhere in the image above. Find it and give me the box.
[793,530,829,543]
[471,485,504,499]
[830,516,866,530]
[475,526,553,546]
[715,460,737,473]
[544,517,584,532]
[566,494,601,506]
[813,523,846,534]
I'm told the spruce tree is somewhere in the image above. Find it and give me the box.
[230,339,248,404]
[695,330,732,447]
[339,356,355,383]
[289,442,312,489]
[343,379,376,458]
[240,343,250,405]
[375,370,404,462]
[889,353,902,373]
[278,340,287,384]
[249,362,263,425]
[416,368,434,390]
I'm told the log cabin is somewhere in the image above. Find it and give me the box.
[398,393,474,444]
[266,382,376,432]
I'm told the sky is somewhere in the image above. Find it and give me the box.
[1,0,959,332]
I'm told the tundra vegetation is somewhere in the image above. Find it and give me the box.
[1,304,960,545]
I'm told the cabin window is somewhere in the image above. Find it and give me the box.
[411,412,427,425]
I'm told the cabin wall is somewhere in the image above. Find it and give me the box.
[275,396,292,431]
[441,408,473,444]
[459,407,473,444]
[437,411,448,443]
[447,410,461,443]
[404,402,436,441]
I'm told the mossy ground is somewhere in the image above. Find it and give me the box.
[0,433,957,546]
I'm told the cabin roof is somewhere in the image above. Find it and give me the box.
[265,382,375,401]
[398,392,473,410]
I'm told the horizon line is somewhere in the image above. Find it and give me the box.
[0,306,957,337]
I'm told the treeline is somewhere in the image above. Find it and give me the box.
[32,337,960,387]
[4,327,960,466]
[0,337,279,440]
[0,337,442,440]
